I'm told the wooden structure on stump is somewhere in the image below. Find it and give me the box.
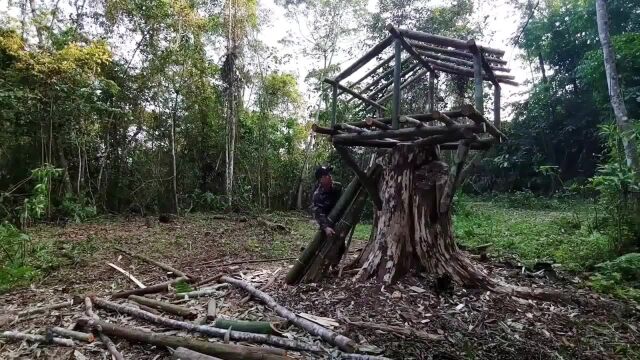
[287,25,564,301]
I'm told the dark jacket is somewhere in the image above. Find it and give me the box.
[310,182,342,230]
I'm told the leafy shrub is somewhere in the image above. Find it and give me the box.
[59,196,97,223]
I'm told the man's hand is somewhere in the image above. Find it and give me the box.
[324,227,336,237]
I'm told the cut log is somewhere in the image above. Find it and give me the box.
[107,262,146,288]
[213,319,282,336]
[172,347,224,360]
[206,299,217,321]
[91,297,320,352]
[345,318,444,341]
[196,273,226,287]
[0,331,74,346]
[85,297,124,360]
[222,276,356,352]
[114,246,193,279]
[50,327,95,342]
[78,318,288,360]
[128,295,197,319]
[112,277,189,299]
[175,284,228,299]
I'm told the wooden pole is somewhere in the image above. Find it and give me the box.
[114,246,192,280]
[347,57,412,104]
[470,40,484,112]
[92,297,320,352]
[399,28,505,56]
[128,295,198,319]
[494,85,501,129]
[331,84,337,127]
[428,71,435,112]
[362,63,420,104]
[429,64,519,86]
[332,123,481,142]
[392,39,402,129]
[334,36,393,82]
[85,297,124,360]
[222,276,357,352]
[325,78,385,111]
[375,69,429,105]
[78,318,288,360]
[407,40,508,65]
[335,146,382,210]
[172,347,223,360]
[416,49,511,72]
[112,277,188,299]
[339,54,394,96]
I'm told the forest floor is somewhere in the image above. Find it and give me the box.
[0,202,639,359]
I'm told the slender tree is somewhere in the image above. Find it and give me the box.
[595,0,640,173]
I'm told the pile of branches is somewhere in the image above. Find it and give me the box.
[0,247,389,360]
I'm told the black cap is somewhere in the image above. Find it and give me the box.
[315,166,333,180]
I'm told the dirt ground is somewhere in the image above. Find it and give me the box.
[0,213,639,359]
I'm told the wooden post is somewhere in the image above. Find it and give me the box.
[428,71,435,112]
[392,39,402,129]
[331,84,337,126]
[470,41,484,112]
[494,85,501,129]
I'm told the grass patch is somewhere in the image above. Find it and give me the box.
[453,196,615,271]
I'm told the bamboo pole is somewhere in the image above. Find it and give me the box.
[347,57,413,103]
[335,146,382,210]
[373,69,429,105]
[0,331,75,346]
[391,38,402,129]
[416,49,511,72]
[172,347,224,360]
[112,277,188,299]
[128,295,197,319]
[114,246,192,279]
[363,63,421,104]
[471,44,484,112]
[340,54,394,97]
[460,104,507,141]
[331,84,337,126]
[50,326,95,342]
[494,85,501,129]
[429,63,518,86]
[428,71,435,112]
[324,78,385,111]
[222,276,357,352]
[92,297,320,352]
[78,318,288,360]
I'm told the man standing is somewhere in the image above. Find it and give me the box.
[311,166,342,237]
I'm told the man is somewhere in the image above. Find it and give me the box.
[311,166,342,237]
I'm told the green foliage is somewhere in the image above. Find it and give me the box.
[20,165,62,226]
[60,196,97,223]
[590,253,640,302]
[174,280,193,293]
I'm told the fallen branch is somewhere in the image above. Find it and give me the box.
[339,353,393,360]
[112,277,188,299]
[128,295,197,319]
[114,246,193,280]
[203,257,297,268]
[16,297,80,316]
[107,262,146,288]
[78,318,288,360]
[222,276,356,352]
[85,297,124,360]
[195,273,226,287]
[50,327,95,343]
[240,268,282,305]
[0,331,74,346]
[345,318,444,341]
[92,297,320,352]
[172,347,224,360]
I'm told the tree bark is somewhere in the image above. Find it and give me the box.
[222,276,356,352]
[78,318,288,360]
[595,0,640,173]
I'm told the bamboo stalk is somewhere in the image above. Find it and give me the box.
[114,246,192,279]
[78,318,288,360]
[128,295,197,319]
[172,347,224,360]
[0,331,74,346]
[50,326,95,343]
[223,276,356,352]
[112,277,188,299]
[85,297,124,360]
[92,298,320,352]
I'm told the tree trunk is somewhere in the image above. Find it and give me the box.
[171,92,179,214]
[595,0,640,173]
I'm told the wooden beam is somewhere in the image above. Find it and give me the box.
[312,123,340,136]
[324,78,385,111]
[494,85,501,129]
[399,115,424,127]
[334,36,394,82]
[392,38,402,129]
[398,28,506,57]
[408,40,508,65]
[372,69,429,105]
[332,138,398,148]
[335,146,382,210]
[386,24,437,74]
[428,71,435,112]
[417,49,510,72]
[365,117,391,130]
[347,57,413,103]
[331,84,337,126]
[347,110,464,128]
[461,104,507,141]
[332,123,483,142]
[469,40,484,112]
[430,64,519,86]
[365,63,421,101]
[432,111,455,126]
[339,54,394,96]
